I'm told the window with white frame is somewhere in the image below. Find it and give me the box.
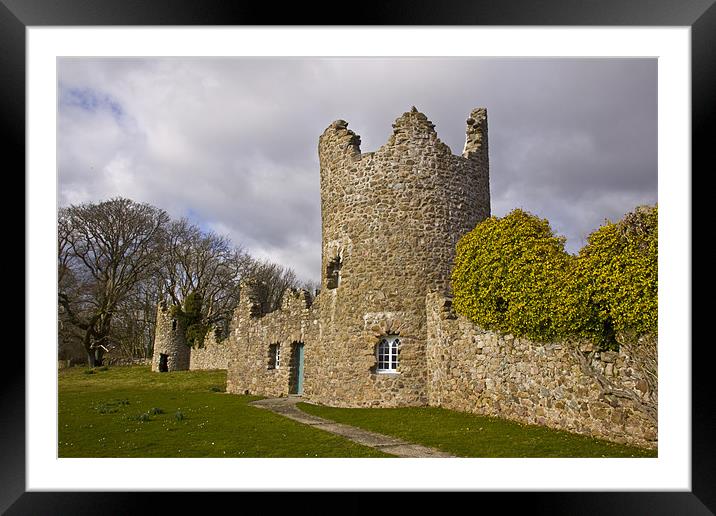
[376,335,400,373]
[268,343,281,369]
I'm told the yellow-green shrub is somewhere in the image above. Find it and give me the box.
[569,205,658,347]
[451,205,657,349]
[451,209,574,342]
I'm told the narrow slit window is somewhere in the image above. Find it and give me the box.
[326,256,342,289]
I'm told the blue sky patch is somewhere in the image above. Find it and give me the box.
[59,83,125,121]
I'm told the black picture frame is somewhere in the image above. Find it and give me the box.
[6,0,710,513]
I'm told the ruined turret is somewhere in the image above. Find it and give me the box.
[308,106,491,406]
[151,301,190,372]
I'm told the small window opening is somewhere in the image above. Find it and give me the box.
[171,319,177,331]
[268,343,281,370]
[326,256,342,289]
[376,335,400,373]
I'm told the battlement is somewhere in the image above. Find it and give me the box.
[319,106,487,163]
[234,280,317,322]
[391,106,437,134]
[319,119,362,160]
[280,288,315,311]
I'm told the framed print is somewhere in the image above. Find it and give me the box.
[7,0,711,513]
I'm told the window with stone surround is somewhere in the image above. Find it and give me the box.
[268,343,281,370]
[326,256,342,289]
[376,335,400,373]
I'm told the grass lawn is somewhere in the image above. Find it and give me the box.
[297,403,657,458]
[58,366,390,457]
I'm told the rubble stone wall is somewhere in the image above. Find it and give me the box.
[189,331,232,370]
[226,287,319,398]
[425,292,657,448]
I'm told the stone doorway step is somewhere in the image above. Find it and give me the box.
[249,397,455,458]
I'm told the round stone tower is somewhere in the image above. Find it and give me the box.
[304,107,490,407]
[151,301,191,372]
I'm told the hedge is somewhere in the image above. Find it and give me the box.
[451,205,657,349]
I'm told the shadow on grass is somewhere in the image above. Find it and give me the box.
[297,402,657,458]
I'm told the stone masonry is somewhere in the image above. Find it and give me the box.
[305,107,490,407]
[226,286,319,398]
[189,330,232,371]
[426,292,657,449]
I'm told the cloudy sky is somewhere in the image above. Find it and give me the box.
[58,58,657,284]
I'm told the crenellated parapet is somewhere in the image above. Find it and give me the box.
[280,288,315,311]
[319,119,362,157]
[385,106,452,155]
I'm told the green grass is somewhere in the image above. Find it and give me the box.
[59,365,656,458]
[297,403,657,458]
[58,366,390,457]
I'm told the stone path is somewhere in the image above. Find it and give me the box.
[249,396,455,458]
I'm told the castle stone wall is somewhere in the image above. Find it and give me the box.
[189,331,232,370]
[425,292,657,448]
[226,287,319,398]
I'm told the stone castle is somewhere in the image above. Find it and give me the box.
[152,107,657,448]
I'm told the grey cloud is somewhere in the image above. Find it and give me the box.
[58,57,656,280]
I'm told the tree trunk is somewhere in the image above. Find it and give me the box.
[84,329,96,367]
[83,327,107,368]
[94,348,104,367]
[86,349,105,367]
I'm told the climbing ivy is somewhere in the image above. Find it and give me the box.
[170,291,210,348]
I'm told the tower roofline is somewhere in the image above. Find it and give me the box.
[320,107,488,161]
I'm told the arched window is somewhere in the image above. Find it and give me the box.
[376,335,400,373]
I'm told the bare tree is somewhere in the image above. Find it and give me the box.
[58,198,169,366]
[107,277,163,360]
[158,218,254,337]
[58,197,309,362]
[244,259,299,313]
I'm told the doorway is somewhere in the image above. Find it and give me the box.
[289,342,305,395]
[159,353,168,372]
